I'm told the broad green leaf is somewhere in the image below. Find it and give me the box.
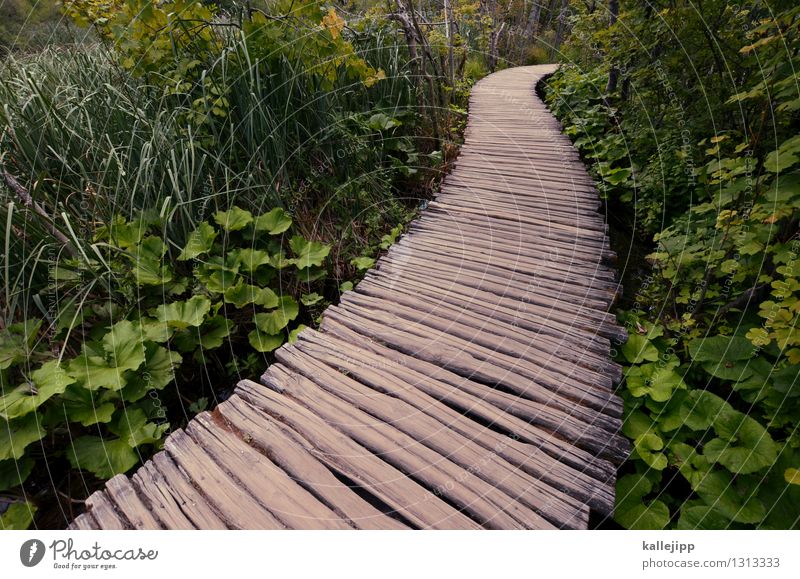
[785,468,800,485]
[58,386,116,426]
[351,256,375,270]
[8,318,42,349]
[0,414,45,461]
[626,363,685,402]
[771,364,800,396]
[0,456,34,491]
[0,334,25,370]
[109,409,168,447]
[289,236,331,269]
[67,436,139,479]
[235,248,271,272]
[132,236,172,285]
[339,281,354,292]
[605,167,632,185]
[671,441,712,487]
[689,335,755,362]
[704,414,779,474]
[268,252,292,270]
[701,359,754,381]
[253,208,292,235]
[105,217,147,248]
[68,348,128,391]
[680,390,728,430]
[677,504,732,530]
[694,469,765,524]
[296,265,327,283]
[0,361,75,420]
[0,501,36,529]
[214,207,253,231]
[202,269,238,293]
[634,433,668,470]
[255,296,299,334]
[188,397,209,414]
[300,293,323,306]
[616,472,653,504]
[155,296,211,329]
[650,389,687,432]
[368,113,400,131]
[288,325,308,343]
[138,317,173,343]
[621,333,659,363]
[196,316,234,349]
[138,344,181,390]
[616,499,670,530]
[621,409,653,439]
[764,149,799,173]
[248,330,285,353]
[102,320,147,374]
[224,284,278,309]
[178,222,217,260]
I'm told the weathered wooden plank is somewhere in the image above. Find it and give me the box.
[352,273,623,383]
[348,281,622,394]
[103,474,163,530]
[164,430,287,529]
[324,304,622,420]
[370,259,619,333]
[82,491,128,530]
[359,267,616,354]
[237,376,481,529]
[385,238,621,297]
[215,397,410,530]
[294,330,617,502]
[186,412,353,529]
[318,319,626,460]
[68,511,99,530]
[148,452,228,529]
[340,289,617,398]
[131,462,204,529]
[270,348,560,529]
[372,246,612,312]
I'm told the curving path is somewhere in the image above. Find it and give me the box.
[70,65,629,530]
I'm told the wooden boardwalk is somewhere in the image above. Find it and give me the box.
[70,65,628,530]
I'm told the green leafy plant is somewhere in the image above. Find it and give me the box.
[0,205,331,525]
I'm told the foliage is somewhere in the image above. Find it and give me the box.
[0,205,330,512]
[546,1,800,529]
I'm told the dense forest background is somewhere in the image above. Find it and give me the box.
[0,0,798,530]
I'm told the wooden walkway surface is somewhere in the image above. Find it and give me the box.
[70,65,629,530]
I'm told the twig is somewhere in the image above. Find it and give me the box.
[0,165,77,256]
[56,489,86,505]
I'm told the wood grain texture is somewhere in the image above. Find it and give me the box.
[68,64,628,531]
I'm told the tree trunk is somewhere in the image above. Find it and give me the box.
[605,0,620,94]
[489,22,506,71]
[552,0,568,59]
[525,1,542,39]
[444,0,455,87]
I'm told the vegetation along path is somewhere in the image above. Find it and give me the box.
[70,64,629,530]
